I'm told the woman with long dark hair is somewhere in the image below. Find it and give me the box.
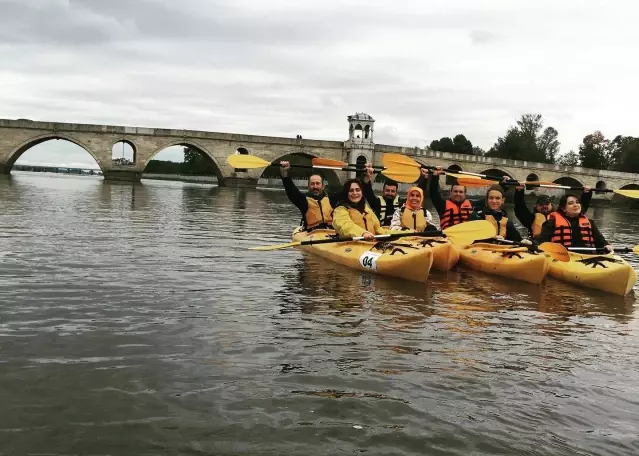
[332,173,387,240]
[535,193,612,252]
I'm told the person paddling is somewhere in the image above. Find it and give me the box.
[389,185,437,232]
[469,185,530,243]
[332,176,388,240]
[503,176,593,238]
[535,194,612,252]
[428,166,474,229]
[280,161,339,231]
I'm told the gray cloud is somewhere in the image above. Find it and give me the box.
[2,0,638,168]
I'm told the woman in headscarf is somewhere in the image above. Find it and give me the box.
[389,186,437,232]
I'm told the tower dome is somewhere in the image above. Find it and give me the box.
[347,112,375,143]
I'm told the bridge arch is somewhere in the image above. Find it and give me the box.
[6,133,104,172]
[596,180,607,190]
[553,176,583,188]
[111,139,137,165]
[526,173,539,182]
[264,151,341,190]
[144,140,224,181]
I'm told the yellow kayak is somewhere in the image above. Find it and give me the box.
[292,228,434,282]
[396,236,460,271]
[459,243,550,284]
[545,251,637,296]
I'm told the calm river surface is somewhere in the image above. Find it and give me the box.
[1,172,638,456]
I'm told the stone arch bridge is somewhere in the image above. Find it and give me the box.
[1,119,638,200]
[0,119,349,186]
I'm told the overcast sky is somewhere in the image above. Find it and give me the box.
[2,0,638,169]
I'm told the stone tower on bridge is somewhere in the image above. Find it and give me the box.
[345,112,375,177]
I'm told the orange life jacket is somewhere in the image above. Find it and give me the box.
[440,199,473,230]
[549,212,594,247]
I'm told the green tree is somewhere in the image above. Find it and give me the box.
[452,134,473,154]
[537,126,560,164]
[430,137,454,152]
[182,146,217,175]
[608,135,639,173]
[487,113,559,163]
[556,150,579,167]
[578,131,610,170]
[430,135,477,154]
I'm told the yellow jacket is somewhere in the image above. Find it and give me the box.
[333,205,388,238]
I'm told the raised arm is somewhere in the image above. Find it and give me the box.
[362,165,381,213]
[513,187,534,229]
[428,168,447,216]
[280,161,308,213]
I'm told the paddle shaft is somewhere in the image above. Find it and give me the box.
[286,164,364,172]
[299,230,446,247]
[568,247,630,253]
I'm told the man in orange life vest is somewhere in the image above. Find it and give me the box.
[428,166,474,229]
[280,161,339,231]
[504,177,593,238]
[535,193,613,252]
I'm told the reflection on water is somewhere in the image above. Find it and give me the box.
[1,172,638,456]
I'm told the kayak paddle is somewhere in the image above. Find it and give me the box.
[567,246,639,254]
[249,220,496,251]
[226,154,419,183]
[524,182,639,199]
[381,153,512,181]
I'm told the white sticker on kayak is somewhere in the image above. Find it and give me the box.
[359,251,381,270]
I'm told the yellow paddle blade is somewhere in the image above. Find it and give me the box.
[380,165,421,183]
[249,240,302,251]
[381,153,421,169]
[539,242,570,262]
[312,157,348,167]
[633,245,639,254]
[446,171,481,180]
[614,189,639,199]
[227,154,272,169]
[443,220,496,246]
[456,177,499,188]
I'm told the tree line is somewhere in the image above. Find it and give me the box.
[428,113,639,173]
[144,147,218,175]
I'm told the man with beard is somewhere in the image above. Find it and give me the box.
[361,172,404,227]
[428,167,474,229]
[280,161,339,231]
[506,178,592,238]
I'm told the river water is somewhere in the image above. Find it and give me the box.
[1,172,638,456]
